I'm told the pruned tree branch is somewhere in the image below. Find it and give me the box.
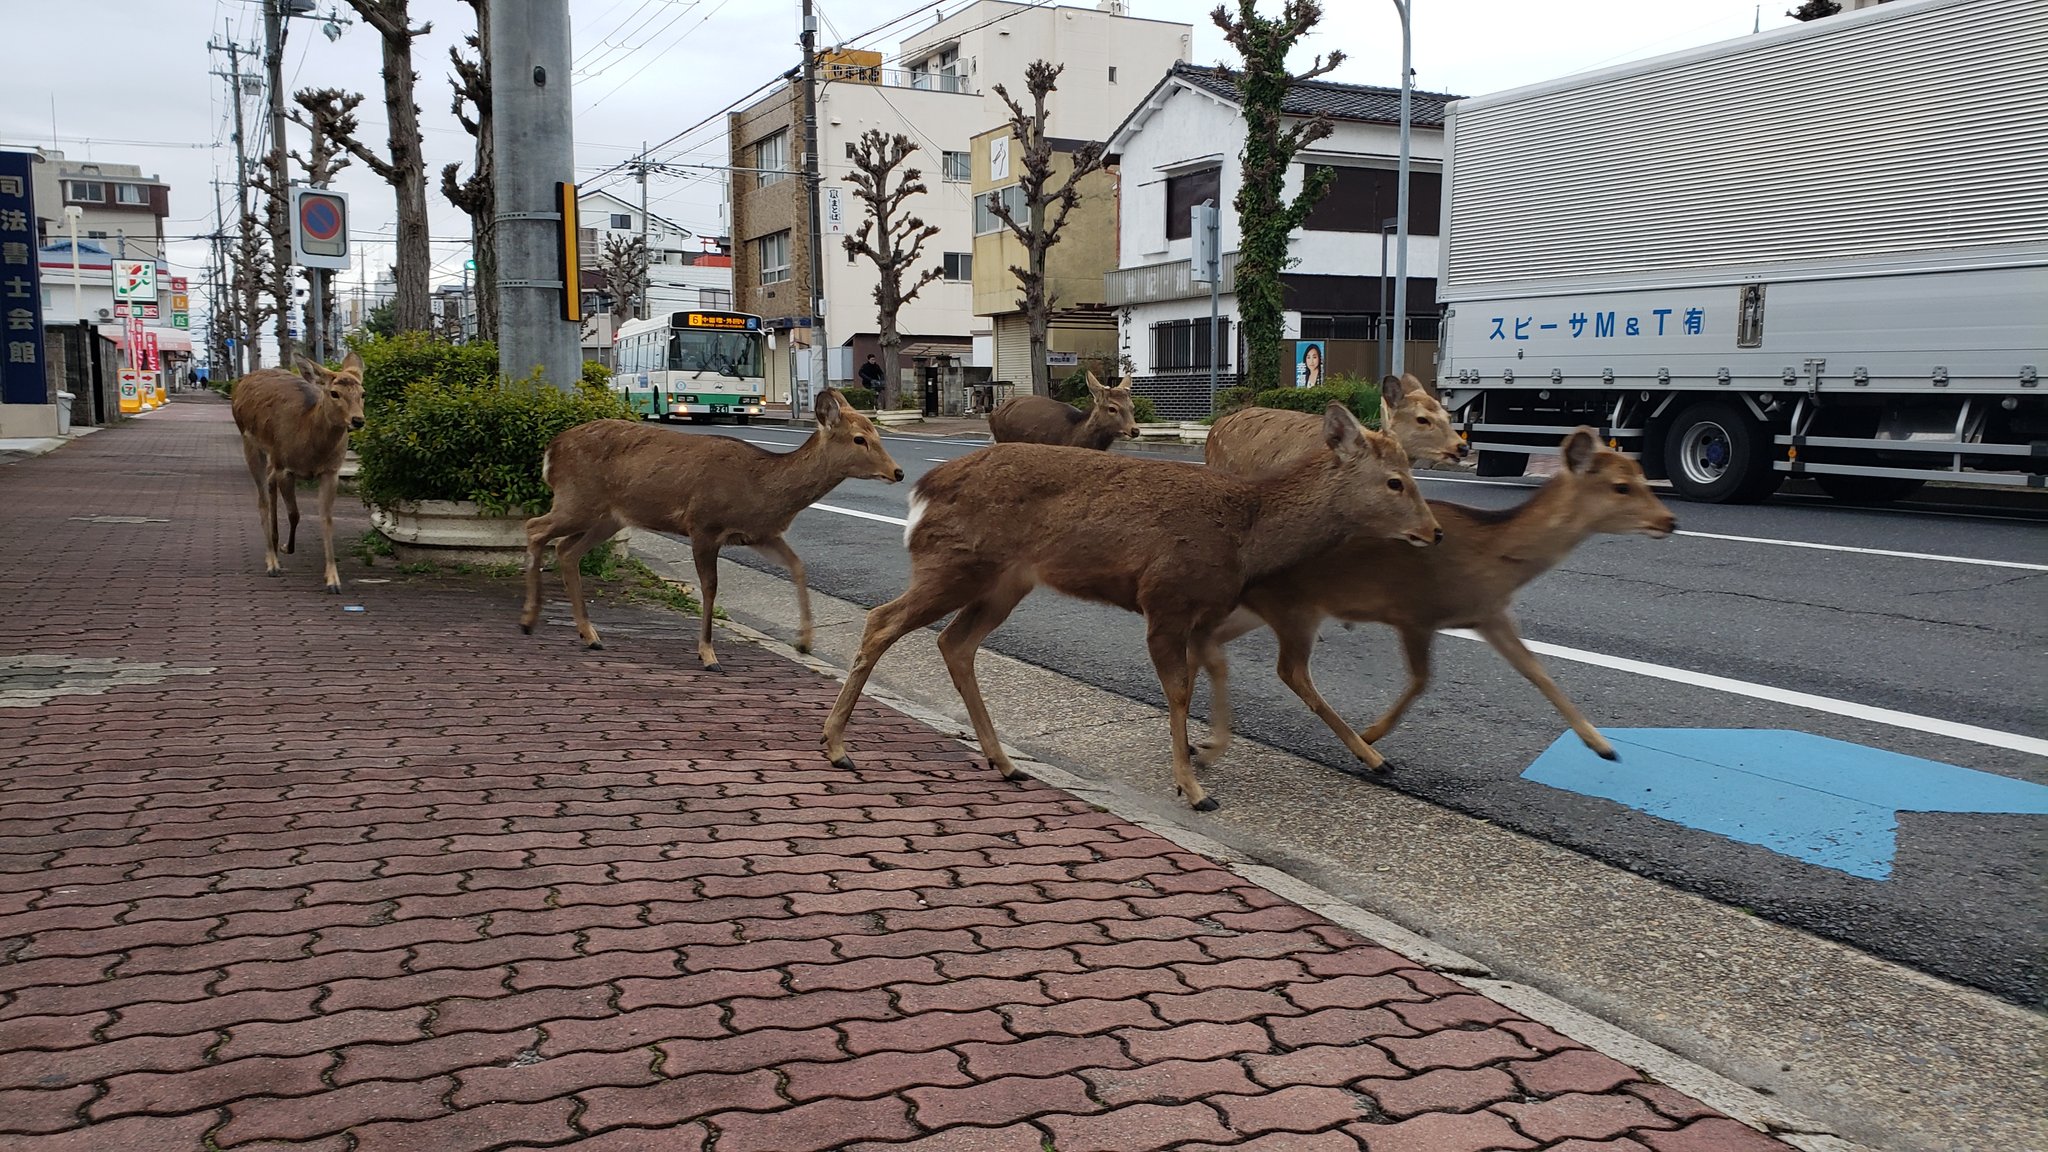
[842,129,945,408]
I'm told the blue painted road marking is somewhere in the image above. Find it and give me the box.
[1522,729,2048,880]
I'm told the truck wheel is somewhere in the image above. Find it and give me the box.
[1664,401,1780,503]
[1814,475,1926,504]
[1475,450,1528,478]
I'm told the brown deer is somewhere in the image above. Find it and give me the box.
[229,351,367,593]
[987,371,1140,449]
[821,402,1441,812]
[520,388,903,670]
[1194,427,1676,768]
[1205,373,1467,474]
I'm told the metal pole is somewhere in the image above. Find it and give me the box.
[64,207,82,322]
[492,0,581,390]
[1378,221,1391,380]
[264,0,292,361]
[309,273,325,362]
[638,139,649,322]
[800,0,828,419]
[1390,0,1413,381]
[1206,205,1220,415]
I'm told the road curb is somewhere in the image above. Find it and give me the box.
[704,609,1874,1152]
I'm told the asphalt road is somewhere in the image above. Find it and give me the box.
[663,419,2048,1005]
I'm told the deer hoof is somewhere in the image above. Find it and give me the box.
[519,622,533,635]
[796,641,812,655]
[996,761,1029,781]
[703,662,722,673]
[586,640,605,652]
[1595,746,1620,762]
[265,568,282,577]
[325,583,341,595]
[830,754,857,771]
[1192,795,1222,813]
[1372,757,1396,774]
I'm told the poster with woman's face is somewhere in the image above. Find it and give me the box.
[1295,341,1325,389]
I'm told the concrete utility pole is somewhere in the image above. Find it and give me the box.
[209,24,258,375]
[799,0,828,419]
[1389,0,1413,380]
[492,1,582,390]
[638,139,650,321]
[263,0,293,361]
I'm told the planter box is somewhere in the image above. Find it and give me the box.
[368,500,642,566]
[1133,422,1183,441]
[1178,422,1211,444]
[874,410,925,427]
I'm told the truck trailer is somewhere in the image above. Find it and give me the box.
[1435,0,2046,503]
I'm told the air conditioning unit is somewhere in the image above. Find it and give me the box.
[95,307,112,320]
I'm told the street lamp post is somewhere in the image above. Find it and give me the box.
[1390,0,1414,381]
[63,206,82,322]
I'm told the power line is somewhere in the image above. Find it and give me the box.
[581,0,738,112]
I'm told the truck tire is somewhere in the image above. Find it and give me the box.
[1814,475,1926,504]
[1664,401,1780,504]
[1474,450,1528,478]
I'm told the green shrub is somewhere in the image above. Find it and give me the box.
[1216,385,1255,415]
[582,359,614,391]
[839,386,877,411]
[354,375,634,515]
[1252,374,1383,426]
[352,332,501,411]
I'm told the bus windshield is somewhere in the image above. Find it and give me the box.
[670,330,763,378]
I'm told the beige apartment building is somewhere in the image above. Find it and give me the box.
[727,0,1188,407]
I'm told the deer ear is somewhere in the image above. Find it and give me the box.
[815,389,845,428]
[293,355,323,383]
[1322,401,1367,458]
[1112,375,1132,394]
[1085,371,1107,398]
[338,349,365,375]
[1378,374,1406,412]
[1561,427,1600,474]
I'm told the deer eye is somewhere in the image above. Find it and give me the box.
[1613,482,1631,494]
[329,389,341,399]
[853,435,868,446]
[1386,478,1404,493]
[1415,417,1430,426]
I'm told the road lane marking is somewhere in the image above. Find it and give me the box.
[803,500,2043,755]
[1442,630,2048,757]
[1666,530,2046,572]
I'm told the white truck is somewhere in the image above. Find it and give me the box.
[1435,0,2046,503]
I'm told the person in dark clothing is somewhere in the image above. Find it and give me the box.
[857,354,884,392]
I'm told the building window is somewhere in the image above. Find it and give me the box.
[757,231,791,284]
[756,131,789,187]
[1151,317,1232,371]
[115,184,148,206]
[845,141,857,159]
[87,230,107,239]
[1108,66,1118,83]
[610,212,632,230]
[942,151,971,183]
[1303,165,1443,235]
[973,185,1028,235]
[942,252,972,281]
[1165,168,1220,241]
[66,181,106,203]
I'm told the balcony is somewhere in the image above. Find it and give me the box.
[820,63,976,95]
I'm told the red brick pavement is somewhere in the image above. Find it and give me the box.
[0,398,1792,1150]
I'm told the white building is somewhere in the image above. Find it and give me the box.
[1104,62,1454,417]
[729,0,1192,404]
[577,188,733,315]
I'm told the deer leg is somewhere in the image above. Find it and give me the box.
[823,576,976,771]
[555,521,617,650]
[279,474,302,556]
[751,537,812,654]
[1359,626,1436,744]
[1273,614,1389,773]
[519,512,561,635]
[691,538,724,671]
[316,471,341,593]
[1145,621,1216,812]
[935,576,1033,780]
[1476,614,1616,760]
[1191,605,1266,766]
[241,438,281,575]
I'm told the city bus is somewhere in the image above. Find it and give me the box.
[610,309,768,423]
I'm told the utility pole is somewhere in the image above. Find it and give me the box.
[492,0,581,389]
[263,0,295,362]
[209,23,259,374]
[1389,0,1413,380]
[637,140,650,322]
[799,0,828,420]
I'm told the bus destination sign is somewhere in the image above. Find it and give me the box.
[678,311,759,332]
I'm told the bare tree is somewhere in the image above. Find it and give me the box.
[592,234,650,321]
[842,130,944,410]
[441,0,496,342]
[288,88,358,360]
[986,61,1106,396]
[331,0,433,333]
[248,162,293,365]
[229,206,279,371]
[1212,0,1345,391]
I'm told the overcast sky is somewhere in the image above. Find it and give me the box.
[2,0,1804,326]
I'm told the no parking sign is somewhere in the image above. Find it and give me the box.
[290,186,351,269]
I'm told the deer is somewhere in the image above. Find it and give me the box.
[229,350,367,594]
[821,402,1442,813]
[520,388,903,671]
[987,371,1140,449]
[1205,373,1468,474]
[1192,427,1677,770]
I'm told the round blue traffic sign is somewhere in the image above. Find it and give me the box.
[300,196,343,241]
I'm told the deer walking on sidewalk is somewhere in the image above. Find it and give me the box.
[521,388,903,670]
[987,371,1140,449]
[1194,427,1676,768]
[822,402,1441,812]
[229,351,367,594]
[1205,373,1468,473]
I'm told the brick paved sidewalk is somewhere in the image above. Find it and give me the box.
[0,398,1791,1151]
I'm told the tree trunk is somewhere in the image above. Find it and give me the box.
[469,4,497,343]
[380,32,432,333]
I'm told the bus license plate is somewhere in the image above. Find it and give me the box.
[710,404,730,414]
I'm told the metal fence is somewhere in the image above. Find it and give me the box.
[1129,373,1245,421]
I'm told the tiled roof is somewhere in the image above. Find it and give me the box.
[1171,61,1456,128]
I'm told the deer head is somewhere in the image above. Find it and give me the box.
[814,388,904,483]
[1379,373,1465,466]
[1085,372,1141,440]
[295,349,367,431]
[1555,427,1677,538]
[1315,401,1442,548]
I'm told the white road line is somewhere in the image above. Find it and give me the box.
[806,499,2045,756]
[1669,529,2047,572]
[1442,629,2048,757]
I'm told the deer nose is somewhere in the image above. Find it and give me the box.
[1456,441,1470,457]
[1434,527,1444,544]
[350,417,365,429]
[893,468,905,482]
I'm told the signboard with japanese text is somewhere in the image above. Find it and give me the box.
[127,315,145,368]
[0,151,46,405]
[113,259,158,303]
[144,330,160,371]
[824,186,844,235]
